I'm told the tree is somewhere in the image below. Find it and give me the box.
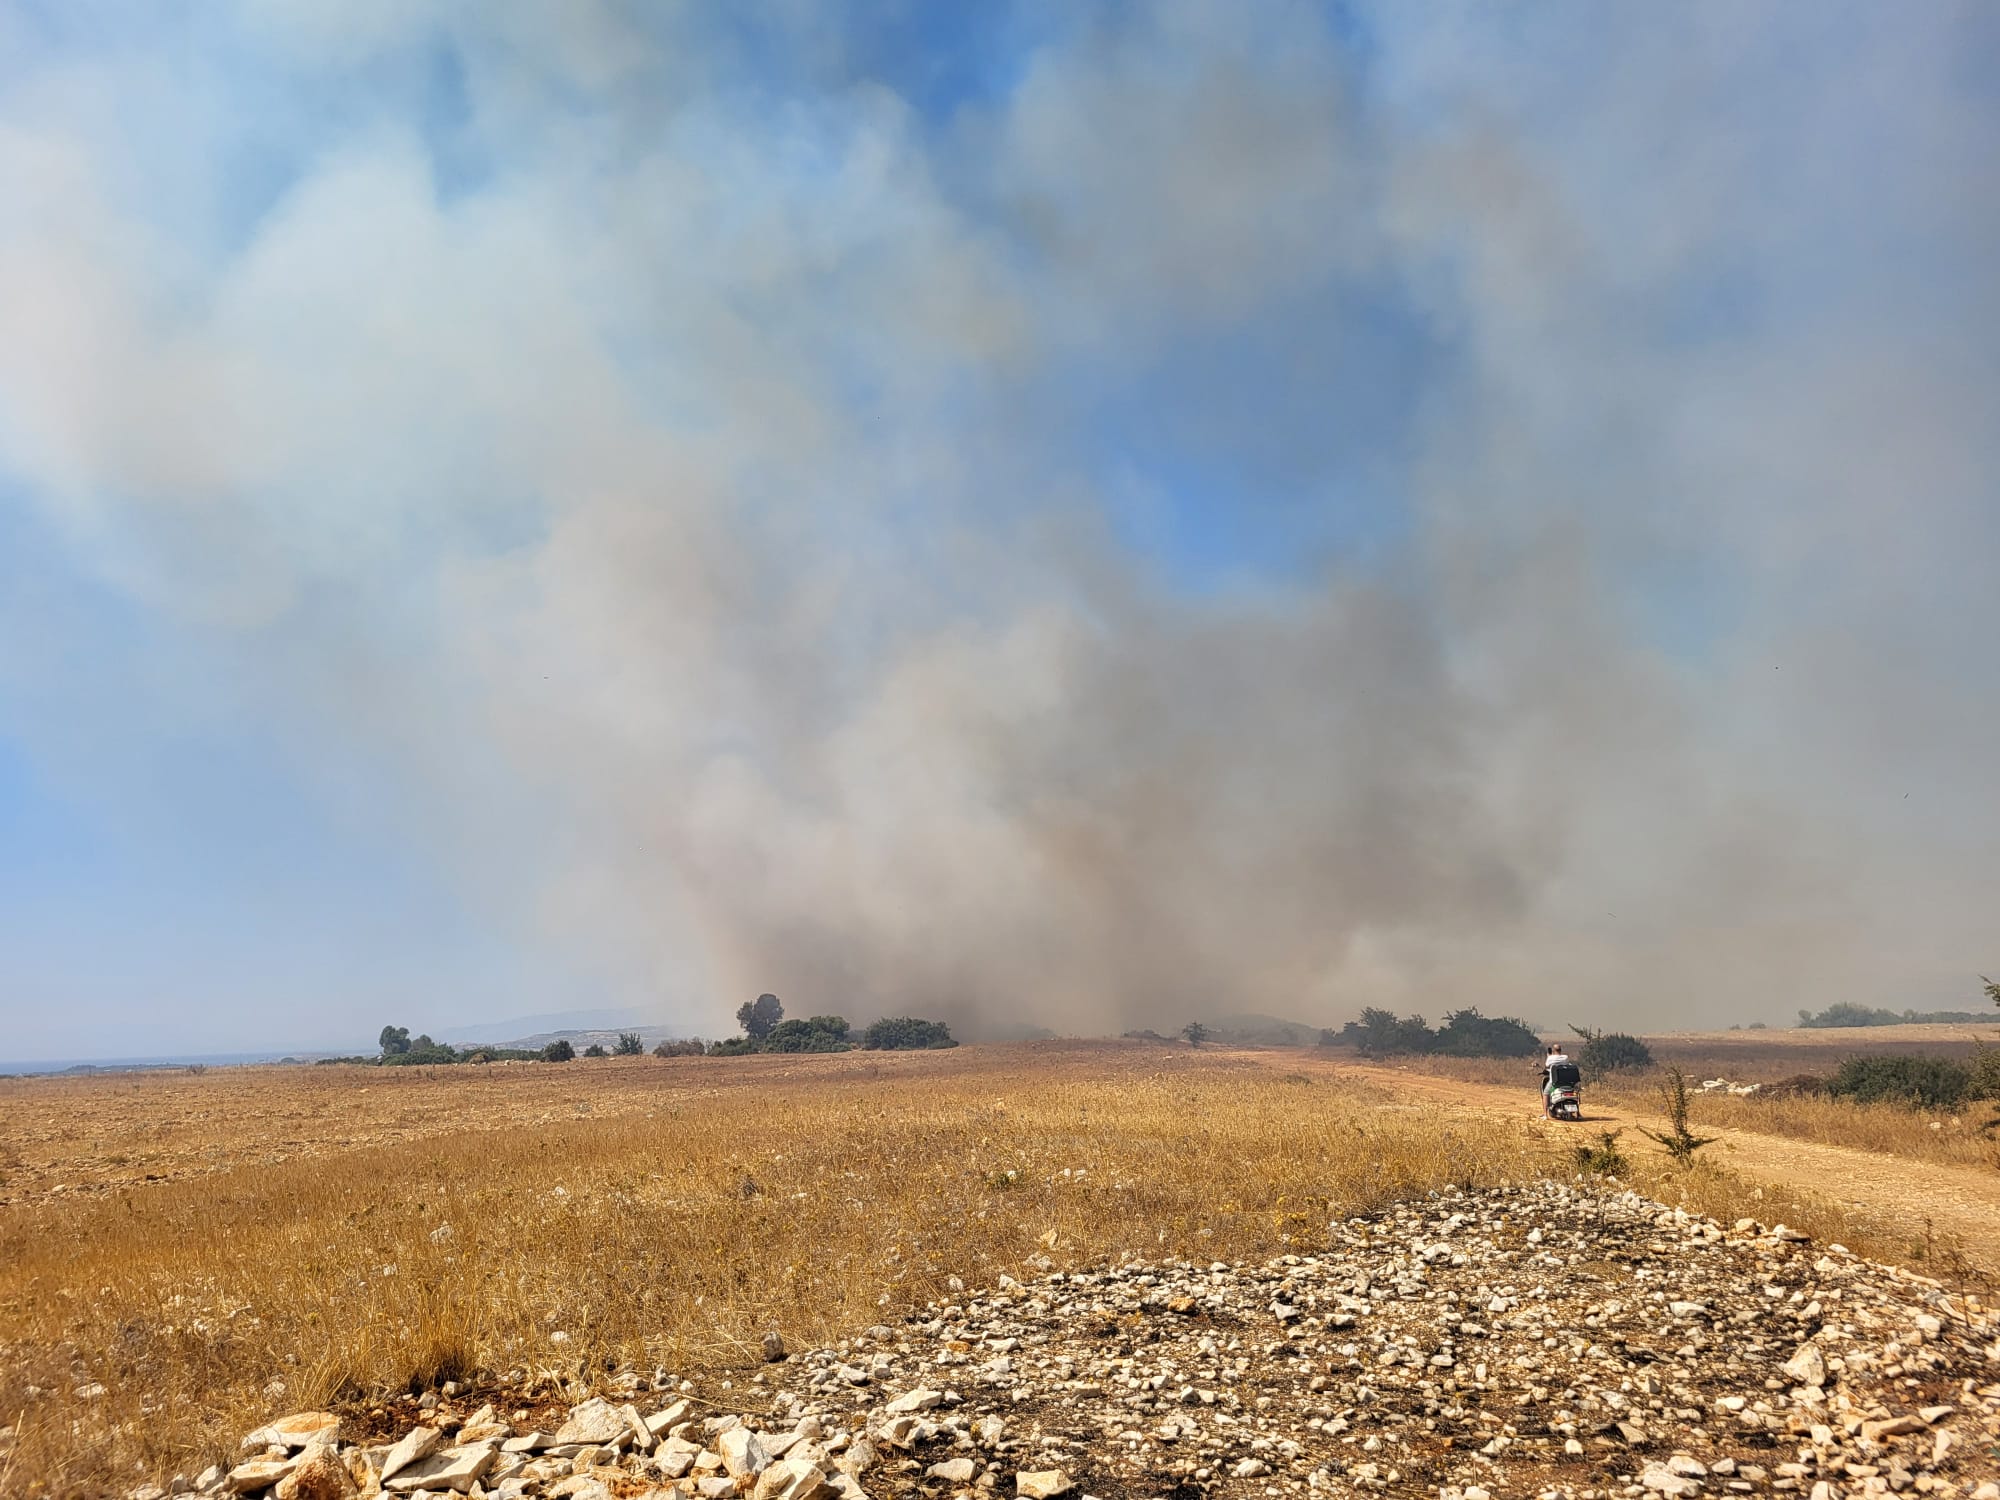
[541,1039,575,1062]
[379,1025,411,1057]
[583,1043,609,1058]
[1984,975,1999,1009]
[860,1016,957,1050]
[613,1032,644,1056]
[1181,1021,1210,1046]
[737,993,785,1040]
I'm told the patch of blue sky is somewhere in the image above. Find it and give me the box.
[703,0,1039,127]
[1069,278,1446,595]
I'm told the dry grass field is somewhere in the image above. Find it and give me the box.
[2,1039,1996,1496]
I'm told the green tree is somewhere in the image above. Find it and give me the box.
[378,1025,411,1057]
[583,1042,609,1057]
[541,1039,575,1062]
[1181,1021,1210,1046]
[737,993,785,1040]
[1983,975,1999,1009]
[613,1032,645,1056]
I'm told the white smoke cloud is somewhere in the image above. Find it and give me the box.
[0,2,1994,1042]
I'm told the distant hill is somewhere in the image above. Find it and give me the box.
[434,1007,657,1045]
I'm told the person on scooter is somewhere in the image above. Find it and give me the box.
[1540,1042,1573,1117]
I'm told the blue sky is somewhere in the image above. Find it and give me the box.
[1,2,1996,1059]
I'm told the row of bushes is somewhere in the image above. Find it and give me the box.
[713,1014,957,1054]
[1336,1007,1547,1059]
[1796,1002,1991,1028]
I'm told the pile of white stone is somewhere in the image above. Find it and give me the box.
[177,1184,2000,1500]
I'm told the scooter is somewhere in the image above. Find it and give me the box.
[1544,1060,1583,1121]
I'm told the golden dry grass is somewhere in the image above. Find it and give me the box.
[0,1042,1987,1496]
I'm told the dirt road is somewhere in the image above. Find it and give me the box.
[1325,1058,2000,1273]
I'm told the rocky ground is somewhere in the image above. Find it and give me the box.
[144,1184,1999,1500]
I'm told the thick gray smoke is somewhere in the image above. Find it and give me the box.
[0,3,1995,1042]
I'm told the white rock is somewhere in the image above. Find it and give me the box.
[718,1427,772,1479]
[1639,1464,1701,1497]
[225,1458,298,1494]
[1016,1472,1073,1499]
[752,1459,839,1500]
[884,1389,943,1415]
[1782,1342,1827,1387]
[379,1427,443,1483]
[553,1398,629,1448]
[242,1414,341,1453]
[383,1443,498,1495]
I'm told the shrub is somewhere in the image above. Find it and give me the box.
[540,1039,575,1062]
[613,1032,645,1056]
[708,1036,762,1056]
[1569,1026,1654,1072]
[1826,1054,1976,1110]
[1970,1046,2000,1100]
[1432,1009,1542,1059]
[652,1038,705,1057]
[1181,1021,1210,1046]
[860,1016,957,1050]
[1572,1130,1629,1176]
[583,1043,609,1058]
[763,1016,853,1054]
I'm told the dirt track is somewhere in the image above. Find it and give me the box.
[1322,1058,2000,1275]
